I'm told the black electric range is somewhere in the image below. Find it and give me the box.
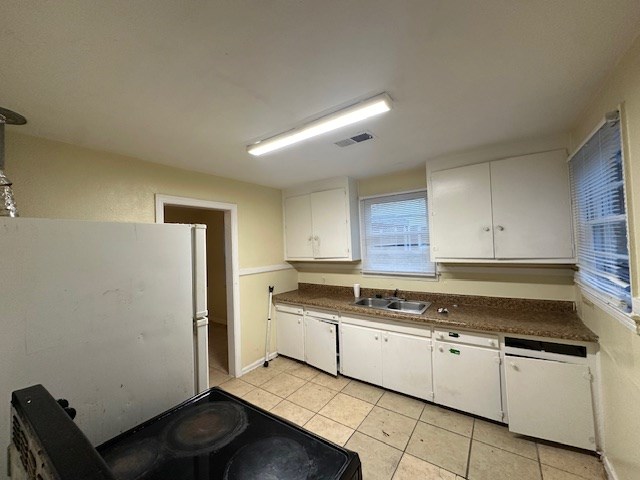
[10,384,361,480]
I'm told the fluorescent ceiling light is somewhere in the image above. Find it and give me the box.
[247,93,392,156]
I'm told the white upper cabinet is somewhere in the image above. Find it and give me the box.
[283,177,360,261]
[430,150,575,263]
[431,163,494,259]
[284,195,314,259]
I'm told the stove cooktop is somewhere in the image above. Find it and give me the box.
[97,387,361,480]
[10,384,361,480]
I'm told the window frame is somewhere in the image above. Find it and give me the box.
[568,109,635,320]
[359,188,437,278]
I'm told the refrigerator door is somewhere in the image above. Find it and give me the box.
[1,218,198,477]
[192,224,209,393]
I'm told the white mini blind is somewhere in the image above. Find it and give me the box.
[360,190,435,275]
[569,116,631,312]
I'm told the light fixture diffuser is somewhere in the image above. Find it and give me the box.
[247,93,392,156]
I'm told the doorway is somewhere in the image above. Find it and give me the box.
[155,195,241,380]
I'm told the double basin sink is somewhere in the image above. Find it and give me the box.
[354,297,431,315]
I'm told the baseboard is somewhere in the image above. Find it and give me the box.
[602,454,619,480]
[240,352,278,376]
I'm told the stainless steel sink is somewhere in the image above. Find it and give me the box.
[354,298,391,308]
[387,300,430,315]
[353,297,430,315]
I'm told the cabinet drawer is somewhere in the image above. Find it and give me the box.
[276,304,303,316]
[434,328,498,349]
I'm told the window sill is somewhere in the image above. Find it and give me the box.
[577,283,640,335]
[361,271,439,282]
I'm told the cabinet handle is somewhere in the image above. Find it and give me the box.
[496,225,505,231]
[510,362,519,370]
[438,346,444,352]
[329,327,334,333]
[298,319,301,324]
[308,235,313,242]
[374,335,379,340]
[384,337,388,342]
[483,226,491,232]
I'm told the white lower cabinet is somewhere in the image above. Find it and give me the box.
[340,323,383,385]
[433,340,503,421]
[275,305,305,361]
[381,331,433,400]
[505,356,596,450]
[341,320,433,401]
[304,314,338,375]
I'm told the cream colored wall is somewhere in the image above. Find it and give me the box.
[240,269,298,368]
[297,134,576,302]
[570,34,640,480]
[5,131,297,371]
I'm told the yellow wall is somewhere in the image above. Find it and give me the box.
[5,131,297,371]
[569,33,640,480]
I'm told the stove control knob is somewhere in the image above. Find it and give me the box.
[56,399,77,419]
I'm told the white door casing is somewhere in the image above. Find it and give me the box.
[155,194,241,377]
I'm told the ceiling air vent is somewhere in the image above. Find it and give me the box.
[334,131,374,148]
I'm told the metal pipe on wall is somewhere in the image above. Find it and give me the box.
[0,107,27,217]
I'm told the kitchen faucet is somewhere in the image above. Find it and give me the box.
[385,288,405,301]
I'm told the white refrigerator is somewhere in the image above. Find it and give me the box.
[0,217,209,478]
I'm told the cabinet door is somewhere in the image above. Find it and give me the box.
[304,317,338,375]
[433,341,502,421]
[505,356,595,450]
[284,195,313,259]
[431,163,494,259]
[310,188,349,258]
[340,323,383,385]
[275,309,305,361]
[491,151,574,259]
[382,332,433,401]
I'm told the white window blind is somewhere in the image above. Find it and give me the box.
[569,115,631,313]
[360,190,435,276]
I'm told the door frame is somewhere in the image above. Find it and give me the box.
[155,194,241,377]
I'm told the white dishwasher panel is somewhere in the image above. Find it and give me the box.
[505,356,596,450]
[433,341,502,421]
[304,316,338,375]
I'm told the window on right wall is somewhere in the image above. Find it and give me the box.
[569,111,632,313]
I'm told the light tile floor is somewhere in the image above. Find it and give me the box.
[212,356,606,480]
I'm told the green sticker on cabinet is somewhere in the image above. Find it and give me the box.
[449,348,460,355]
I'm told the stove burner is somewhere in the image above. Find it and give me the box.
[223,436,312,480]
[165,402,248,455]
[102,437,161,480]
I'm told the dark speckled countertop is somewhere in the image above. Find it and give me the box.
[273,284,598,343]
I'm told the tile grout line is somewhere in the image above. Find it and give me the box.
[465,419,475,479]
[536,442,544,480]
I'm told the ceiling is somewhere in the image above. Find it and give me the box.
[1,1,639,188]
